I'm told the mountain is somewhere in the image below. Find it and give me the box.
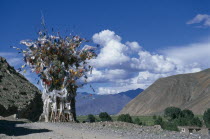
[76,88,143,115]
[119,69,210,116]
[0,56,43,121]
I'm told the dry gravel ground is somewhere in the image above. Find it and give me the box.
[0,119,210,139]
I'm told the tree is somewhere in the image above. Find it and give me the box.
[15,25,97,122]
[99,112,112,121]
[117,114,133,123]
[173,117,189,126]
[190,117,202,127]
[164,107,181,120]
[180,109,194,119]
[203,108,210,128]
[86,114,96,123]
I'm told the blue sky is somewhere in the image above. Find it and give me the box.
[1,0,210,94]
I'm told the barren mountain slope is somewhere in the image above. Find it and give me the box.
[0,56,42,121]
[119,69,210,115]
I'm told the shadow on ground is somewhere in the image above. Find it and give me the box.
[0,120,51,136]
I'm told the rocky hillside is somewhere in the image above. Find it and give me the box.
[76,88,143,115]
[0,56,43,121]
[119,69,210,116]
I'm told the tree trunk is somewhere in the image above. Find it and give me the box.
[70,97,77,122]
[67,85,77,122]
[41,85,78,122]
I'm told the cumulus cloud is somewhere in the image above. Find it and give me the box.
[126,41,142,52]
[87,68,131,83]
[187,14,210,27]
[91,30,130,68]
[131,51,176,73]
[87,30,207,94]
[161,39,210,69]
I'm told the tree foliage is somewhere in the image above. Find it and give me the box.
[154,116,163,125]
[117,114,133,123]
[204,108,210,128]
[164,107,181,120]
[152,115,157,120]
[158,107,203,131]
[134,117,142,125]
[15,26,97,94]
[99,112,112,121]
[190,117,202,127]
[180,109,194,119]
[161,121,179,131]
[86,114,96,123]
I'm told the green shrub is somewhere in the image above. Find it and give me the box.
[117,114,133,123]
[142,121,146,126]
[204,108,210,128]
[161,121,179,131]
[154,116,163,125]
[169,110,202,127]
[154,116,179,131]
[86,114,96,123]
[99,112,112,121]
[173,117,189,126]
[153,115,157,120]
[180,109,194,119]
[164,107,181,120]
[190,117,202,127]
[134,117,142,125]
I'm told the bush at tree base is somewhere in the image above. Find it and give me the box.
[203,108,210,128]
[99,112,112,121]
[86,114,96,123]
[161,121,179,131]
[134,117,142,125]
[154,116,163,125]
[153,115,157,120]
[173,117,189,126]
[154,117,179,131]
[117,114,133,123]
[190,117,202,127]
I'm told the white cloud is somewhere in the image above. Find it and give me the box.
[87,30,208,94]
[161,39,210,69]
[91,30,130,68]
[87,68,130,83]
[97,71,167,94]
[126,41,142,52]
[131,51,176,73]
[187,14,210,27]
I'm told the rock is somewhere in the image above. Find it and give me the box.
[0,56,43,121]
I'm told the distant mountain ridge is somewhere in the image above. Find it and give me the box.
[76,88,143,115]
[119,69,210,116]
